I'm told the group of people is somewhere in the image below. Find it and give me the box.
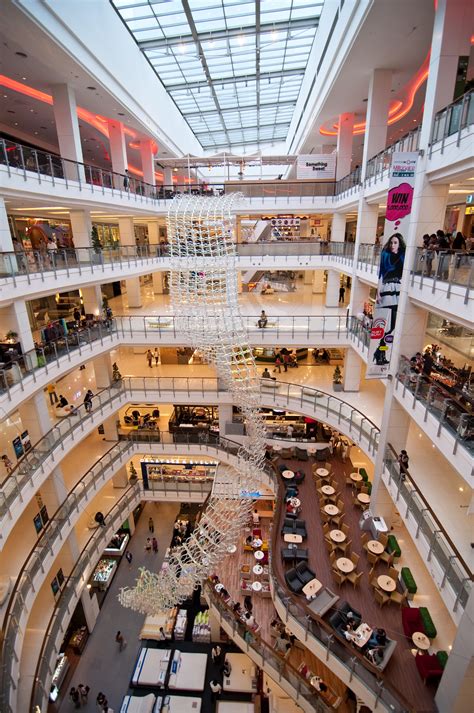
[68,683,90,709]
[144,536,158,553]
[146,348,160,367]
[343,619,388,666]
[273,347,299,372]
[211,575,259,634]
[209,644,232,699]
[420,229,471,278]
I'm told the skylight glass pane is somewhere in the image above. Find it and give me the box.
[111,0,324,149]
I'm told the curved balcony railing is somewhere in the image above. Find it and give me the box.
[383,444,472,608]
[334,167,362,196]
[347,315,370,352]
[224,179,335,199]
[357,243,381,271]
[236,240,354,259]
[396,355,473,454]
[364,127,420,185]
[410,248,473,302]
[28,485,140,713]
[429,89,474,154]
[204,583,331,713]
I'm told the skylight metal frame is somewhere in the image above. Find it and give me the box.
[111,0,324,150]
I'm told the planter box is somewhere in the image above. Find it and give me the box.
[332,382,343,392]
[400,567,417,600]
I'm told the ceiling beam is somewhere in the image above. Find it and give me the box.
[167,67,304,91]
[184,99,295,118]
[255,0,261,147]
[137,17,320,50]
[192,120,291,135]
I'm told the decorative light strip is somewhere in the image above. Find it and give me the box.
[119,193,267,614]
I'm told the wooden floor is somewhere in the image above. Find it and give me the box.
[218,520,352,711]
[272,454,439,713]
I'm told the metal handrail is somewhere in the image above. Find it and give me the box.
[410,247,473,301]
[429,88,474,152]
[364,127,421,185]
[384,443,472,580]
[334,167,362,196]
[396,355,473,454]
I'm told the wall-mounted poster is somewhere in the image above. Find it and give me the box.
[40,505,49,526]
[296,154,336,180]
[21,430,31,453]
[33,513,43,535]
[366,152,418,378]
[51,577,60,596]
[57,568,65,587]
[12,436,24,459]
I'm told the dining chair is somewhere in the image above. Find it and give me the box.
[350,552,360,568]
[330,513,344,528]
[329,550,336,566]
[360,532,369,548]
[335,539,351,556]
[369,576,380,591]
[348,570,363,588]
[336,499,345,512]
[366,551,379,574]
[390,590,407,606]
[379,551,394,566]
[360,485,369,495]
[333,570,347,587]
[374,588,390,607]
[388,566,399,581]
[379,533,388,548]
[322,523,330,536]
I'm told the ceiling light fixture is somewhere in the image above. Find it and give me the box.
[271,26,279,41]
[238,31,245,46]
[178,39,186,53]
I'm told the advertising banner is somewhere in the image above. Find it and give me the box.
[297,154,336,180]
[366,152,418,378]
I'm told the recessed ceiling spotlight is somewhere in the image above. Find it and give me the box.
[87,86,97,90]
[3,94,7,98]
[34,131,38,135]
[21,76,27,81]
[16,51,28,57]
[14,122,18,125]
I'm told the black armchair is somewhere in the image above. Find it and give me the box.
[295,561,316,586]
[281,549,296,563]
[294,520,307,538]
[294,549,308,561]
[282,518,297,535]
[328,600,362,636]
[285,567,305,593]
[293,471,306,484]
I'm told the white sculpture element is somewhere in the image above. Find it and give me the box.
[119,193,267,614]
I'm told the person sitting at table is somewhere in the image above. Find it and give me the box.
[258,310,268,328]
[245,535,253,546]
[367,628,387,648]
[262,368,273,380]
[342,620,357,643]
[56,394,69,408]
[252,537,262,548]
[366,646,384,666]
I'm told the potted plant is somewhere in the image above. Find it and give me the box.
[332,365,343,392]
[91,225,102,253]
[5,330,18,343]
[129,462,138,484]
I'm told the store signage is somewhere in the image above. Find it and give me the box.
[12,436,23,459]
[297,153,336,180]
[366,152,418,378]
[465,194,473,204]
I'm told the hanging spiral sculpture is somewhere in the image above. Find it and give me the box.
[119,193,268,614]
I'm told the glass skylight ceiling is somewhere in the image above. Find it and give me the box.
[111,0,324,150]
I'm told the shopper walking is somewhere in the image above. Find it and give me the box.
[282,352,290,372]
[152,536,158,553]
[47,382,59,405]
[273,354,282,374]
[398,449,409,477]
[78,683,90,704]
[123,169,130,191]
[211,644,222,664]
[69,686,80,709]
[148,516,154,533]
[83,389,93,413]
[339,285,345,304]
[145,537,152,553]
[1,454,13,474]
[115,630,126,651]
[146,350,153,368]
[125,550,133,568]
[210,680,222,700]
[153,347,159,365]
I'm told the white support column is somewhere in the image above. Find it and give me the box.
[40,465,69,507]
[325,270,340,307]
[435,586,474,713]
[70,210,93,262]
[336,112,354,180]
[312,270,325,294]
[303,270,313,286]
[126,278,142,308]
[139,139,156,188]
[355,200,379,245]
[1,300,34,354]
[361,69,393,177]
[118,217,135,247]
[51,84,85,181]
[152,271,165,294]
[81,285,102,317]
[331,213,346,243]
[348,278,371,317]
[164,167,173,187]
[18,391,52,444]
[108,119,128,188]
[112,465,129,489]
[93,354,113,389]
[342,349,362,392]
[147,222,159,246]
[218,404,233,437]
[209,610,223,642]
[81,589,100,632]
[370,479,397,530]
[0,197,14,252]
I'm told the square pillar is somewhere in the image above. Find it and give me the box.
[118,217,136,247]
[51,84,85,182]
[336,113,354,180]
[342,349,362,392]
[152,272,165,294]
[93,354,113,389]
[1,300,34,354]
[355,199,379,245]
[107,120,128,188]
[361,69,392,176]
[139,139,156,188]
[164,167,173,187]
[325,270,340,307]
[112,465,129,488]
[126,277,142,308]
[331,213,346,243]
[312,270,325,294]
[82,285,102,317]
[70,210,93,262]
[147,222,159,246]
[102,413,119,441]
[0,197,14,252]
[349,277,371,316]
[218,404,233,437]
[18,391,52,443]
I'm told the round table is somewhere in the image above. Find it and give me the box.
[316,468,329,477]
[377,575,396,592]
[253,564,263,575]
[336,557,354,573]
[329,529,346,543]
[307,448,316,456]
[324,504,339,516]
[273,445,282,452]
[252,538,263,549]
[350,472,362,482]
[254,550,264,561]
[215,583,224,593]
[321,485,335,496]
[282,470,294,479]
[367,540,384,555]
[227,545,237,554]
[357,493,371,504]
[252,581,262,592]
[412,631,430,651]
